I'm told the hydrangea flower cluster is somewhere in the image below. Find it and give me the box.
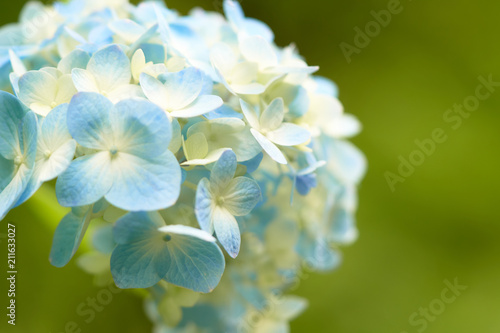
[0,0,366,331]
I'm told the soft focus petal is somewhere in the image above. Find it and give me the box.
[159,224,225,293]
[140,73,170,110]
[195,177,214,234]
[67,92,114,150]
[213,206,240,258]
[250,128,287,164]
[170,95,223,118]
[267,123,311,146]
[87,45,131,93]
[56,152,113,207]
[105,151,181,212]
[223,177,261,216]
[260,97,284,131]
[110,98,172,158]
[50,208,92,267]
[161,67,203,111]
[239,36,278,69]
[210,150,237,192]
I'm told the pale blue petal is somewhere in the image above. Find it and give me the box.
[330,207,358,244]
[232,83,266,95]
[324,139,367,184]
[159,224,225,292]
[18,70,57,112]
[105,151,181,212]
[288,86,310,118]
[113,211,160,244]
[240,152,263,173]
[87,45,131,93]
[111,212,225,292]
[71,68,100,93]
[0,155,15,191]
[170,95,223,118]
[38,104,76,181]
[239,99,260,129]
[16,105,76,206]
[49,208,92,267]
[0,92,26,159]
[11,112,39,208]
[239,36,278,69]
[92,225,116,254]
[250,128,287,164]
[109,19,146,43]
[0,168,28,221]
[112,242,169,289]
[205,105,243,120]
[111,212,167,288]
[105,84,145,103]
[210,150,237,192]
[243,18,274,43]
[314,76,339,97]
[296,174,317,196]
[267,123,311,146]
[296,233,341,272]
[223,177,261,216]
[110,98,172,158]
[169,23,209,63]
[213,206,240,258]
[195,178,214,234]
[9,49,26,76]
[223,0,245,29]
[169,118,182,154]
[57,49,90,75]
[67,92,114,150]
[56,152,113,207]
[140,73,169,110]
[161,67,203,111]
[20,111,38,167]
[260,98,284,131]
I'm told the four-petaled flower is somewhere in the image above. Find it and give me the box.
[195,150,261,258]
[56,92,181,211]
[18,68,77,117]
[110,211,225,292]
[140,67,223,118]
[72,45,144,103]
[240,97,311,164]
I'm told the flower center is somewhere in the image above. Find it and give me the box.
[163,234,172,242]
[14,155,24,166]
[44,150,52,159]
[109,146,119,157]
[50,101,58,108]
[216,196,225,206]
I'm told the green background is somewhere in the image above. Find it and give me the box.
[1,0,500,332]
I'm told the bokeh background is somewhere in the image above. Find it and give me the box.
[1,0,500,332]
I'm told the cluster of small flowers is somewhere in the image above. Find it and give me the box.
[0,0,366,331]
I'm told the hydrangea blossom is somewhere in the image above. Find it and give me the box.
[0,0,366,332]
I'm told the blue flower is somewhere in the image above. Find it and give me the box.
[56,92,181,211]
[140,67,223,118]
[110,211,225,292]
[240,98,311,164]
[16,104,77,206]
[195,150,261,258]
[71,45,144,102]
[18,68,76,116]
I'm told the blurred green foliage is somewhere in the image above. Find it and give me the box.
[1,0,500,332]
